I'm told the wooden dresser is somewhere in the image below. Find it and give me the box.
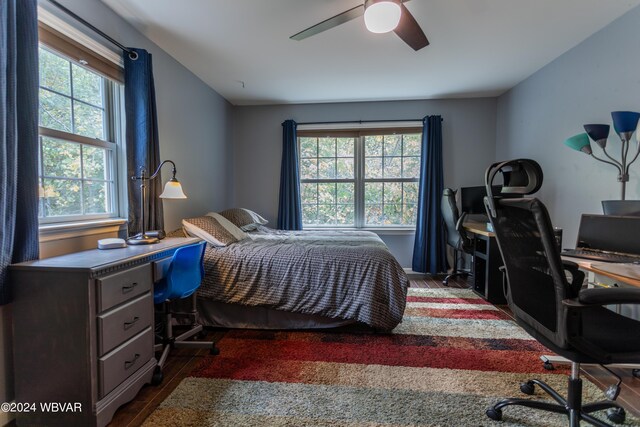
[10,237,200,427]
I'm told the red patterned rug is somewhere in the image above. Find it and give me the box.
[143,288,634,426]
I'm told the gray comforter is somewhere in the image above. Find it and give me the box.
[196,226,408,331]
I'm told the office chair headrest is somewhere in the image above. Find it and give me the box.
[484,158,543,218]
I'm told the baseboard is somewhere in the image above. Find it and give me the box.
[403,268,428,280]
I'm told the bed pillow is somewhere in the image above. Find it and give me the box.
[182,216,238,247]
[205,212,248,241]
[218,208,268,231]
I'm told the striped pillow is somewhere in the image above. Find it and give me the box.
[182,216,238,247]
[218,208,268,231]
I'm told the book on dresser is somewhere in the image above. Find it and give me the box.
[9,237,200,427]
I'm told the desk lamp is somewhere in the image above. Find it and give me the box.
[564,111,640,200]
[127,160,187,245]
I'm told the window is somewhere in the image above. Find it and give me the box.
[38,25,124,224]
[299,128,422,228]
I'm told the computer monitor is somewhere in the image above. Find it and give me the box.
[601,200,640,217]
[460,186,502,215]
[575,214,640,255]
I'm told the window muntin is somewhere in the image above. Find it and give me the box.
[299,130,421,228]
[37,45,121,223]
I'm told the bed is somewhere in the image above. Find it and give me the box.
[173,210,409,331]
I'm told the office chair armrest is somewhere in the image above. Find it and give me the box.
[562,260,585,297]
[455,211,468,232]
[563,287,640,308]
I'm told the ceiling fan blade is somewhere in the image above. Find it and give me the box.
[393,2,429,51]
[291,4,364,41]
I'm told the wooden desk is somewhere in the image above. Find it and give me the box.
[10,237,200,427]
[562,256,640,288]
[463,221,506,304]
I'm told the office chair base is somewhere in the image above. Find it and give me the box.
[442,271,470,286]
[487,376,626,426]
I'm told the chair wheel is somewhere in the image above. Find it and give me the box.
[633,369,640,379]
[606,407,626,424]
[151,367,163,386]
[442,279,449,286]
[210,344,220,355]
[520,381,535,395]
[543,361,555,371]
[486,407,503,421]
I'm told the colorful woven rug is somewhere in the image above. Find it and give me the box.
[144,288,635,426]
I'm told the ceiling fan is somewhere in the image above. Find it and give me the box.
[290,0,429,51]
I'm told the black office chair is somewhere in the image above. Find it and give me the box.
[484,158,640,426]
[441,188,474,285]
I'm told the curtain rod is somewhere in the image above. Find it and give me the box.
[296,118,441,125]
[46,0,139,60]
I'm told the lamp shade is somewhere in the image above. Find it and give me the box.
[583,124,609,149]
[364,0,401,34]
[159,179,187,199]
[611,111,640,135]
[564,133,592,155]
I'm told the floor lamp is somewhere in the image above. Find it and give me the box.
[127,160,187,245]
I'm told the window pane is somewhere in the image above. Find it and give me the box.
[83,181,109,214]
[318,183,336,204]
[40,89,72,133]
[83,145,109,179]
[384,135,402,157]
[318,158,336,179]
[74,102,105,139]
[365,204,383,225]
[318,138,335,157]
[72,64,103,106]
[383,157,402,178]
[336,183,354,204]
[365,182,383,203]
[384,182,402,204]
[384,204,402,225]
[403,203,417,225]
[42,138,81,178]
[39,48,70,95]
[403,182,419,204]
[300,158,317,179]
[336,158,354,179]
[365,136,383,156]
[302,205,318,225]
[336,138,354,157]
[403,156,420,178]
[336,205,354,225]
[300,138,317,158]
[301,183,318,203]
[43,178,81,216]
[365,157,382,178]
[318,204,336,224]
[403,134,421,156]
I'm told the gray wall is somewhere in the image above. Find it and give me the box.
[0,0,233,418]
[496,5,640,247]
[232,98,498,267]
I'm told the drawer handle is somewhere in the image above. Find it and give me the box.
[123,316,140,331]
[124,353,140,370]
[122,282,138,294]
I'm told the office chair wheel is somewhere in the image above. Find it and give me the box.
[485,407,502,421]
[606,407,626,424]
[543,361,555,371]
[209,344,220,355]
[520,381,535,395]
[151,367,163,386]
[633,369,640,378]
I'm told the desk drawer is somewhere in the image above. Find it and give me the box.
[98,293,153,356]
[98,264,152,312]
[99,328,153,398]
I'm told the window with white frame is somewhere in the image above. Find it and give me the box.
[37,25,124,224]
[299,128,422,228]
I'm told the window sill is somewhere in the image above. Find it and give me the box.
[39,218,127,242]
[303,227,416,236]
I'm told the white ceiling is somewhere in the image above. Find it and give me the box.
[100,0,639,106]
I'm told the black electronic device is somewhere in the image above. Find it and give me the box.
[460,185,502,216]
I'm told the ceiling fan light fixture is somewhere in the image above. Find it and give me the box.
[364,0,402,34]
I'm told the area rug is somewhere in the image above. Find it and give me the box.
[143,288,638,426]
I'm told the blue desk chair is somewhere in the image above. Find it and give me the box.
[153,241,218,384]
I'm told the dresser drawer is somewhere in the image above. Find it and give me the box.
[97,264,152,312]
[99,328,153,398]
[98,293,153,356]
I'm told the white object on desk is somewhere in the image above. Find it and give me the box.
[98,238,127,250]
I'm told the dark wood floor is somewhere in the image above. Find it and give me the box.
[107,275,640,426]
